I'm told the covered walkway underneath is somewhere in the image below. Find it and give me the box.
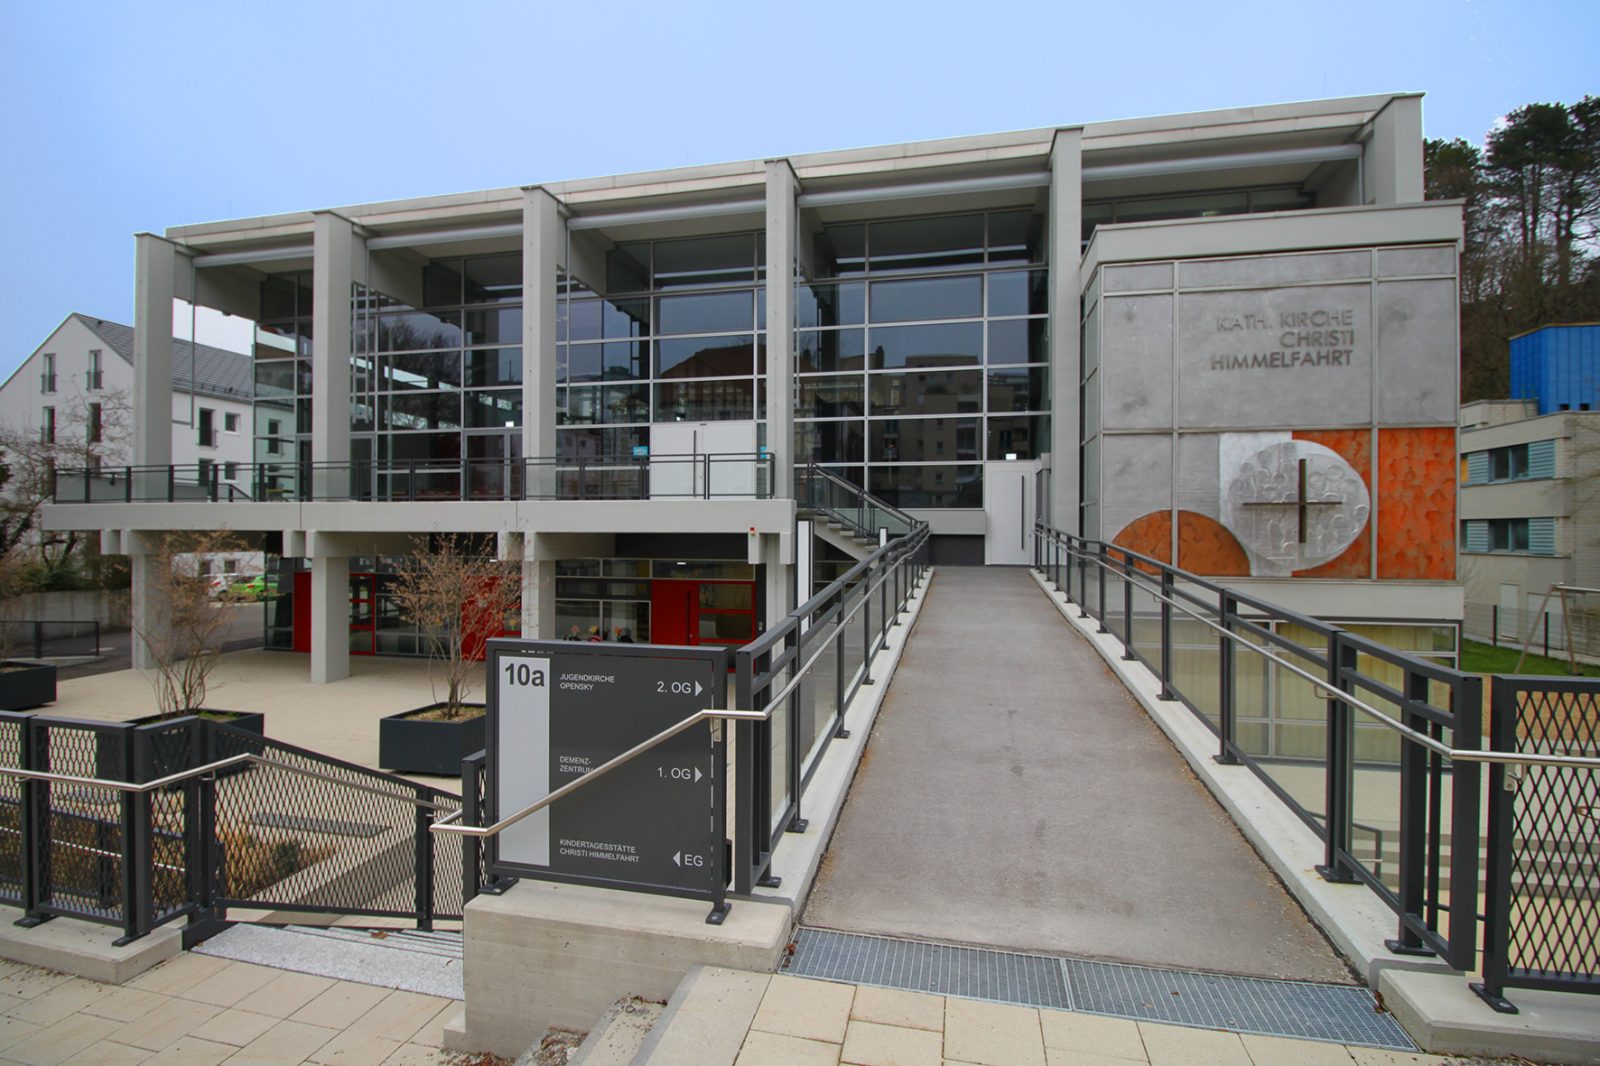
[804,566,1352,983]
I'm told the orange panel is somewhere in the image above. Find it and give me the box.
[1377,427,1457,580]
[1177,511,1252,577]
[1111,510,1172,572]
[1293,430,1373,578]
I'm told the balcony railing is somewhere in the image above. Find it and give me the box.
[50,453,777,504]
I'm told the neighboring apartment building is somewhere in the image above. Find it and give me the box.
[0,312,258,573]
[1460,326,1600,656]
[39,93,1465,695]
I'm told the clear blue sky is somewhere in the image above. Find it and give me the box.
[1,0,1595,379]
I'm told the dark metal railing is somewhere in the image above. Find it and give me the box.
[798,463,917,543]
[0,713,468,944]
[1033,522,1600,1011]
[50,453,777,505]
[1,620,102,661]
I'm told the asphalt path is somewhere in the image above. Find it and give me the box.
[803,566,1354,982]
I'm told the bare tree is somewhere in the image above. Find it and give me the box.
[390,533,522,719]
[136,530,247,716]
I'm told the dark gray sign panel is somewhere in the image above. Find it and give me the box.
[486,639,728,908]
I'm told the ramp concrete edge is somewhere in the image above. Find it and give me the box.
[0,903,182,984]
[748,566,935,913]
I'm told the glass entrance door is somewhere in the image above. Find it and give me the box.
[466,430,522,499]
[349,573,377,655]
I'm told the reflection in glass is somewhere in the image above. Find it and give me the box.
[656,336,755,377]
[869,464,982,508]
[869,276,982,323]
[869,417,980,462]
[655,380,755,422]
[795,330,865,373]
[656,291,753,335]
[870,215,984,272]
[869,370,981,414]
[986,366,1048,411]
[796,282,865,327]
[868,322,982,369]
[797,376,864,418]
[466,348,522,387]
[796,420,864,464]
[465,390,522,428]
[987,210,1045,263]
[987,270,1049,316]
[987,319,1049,365]
[987,415,1049,459]
[653,234,756,289]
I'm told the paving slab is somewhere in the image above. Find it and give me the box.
[803,566,1353,982]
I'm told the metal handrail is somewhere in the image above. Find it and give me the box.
[431,708,767,839]
[1037,524,1600,772]
[432,526,931,843]
[0,753,455,810]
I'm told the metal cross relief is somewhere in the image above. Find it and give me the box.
[1240,458,1343,544]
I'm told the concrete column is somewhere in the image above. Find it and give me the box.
[133,235,177,478]
[1047,128,1084,534]
[523,188,562,495]
[764,161,798,501]
[311,212,360,499]
[1366,94,1425,205]
[522,533,557,639]
[126,531,166,671]
[309,548,350,683]
[761,532,792,635]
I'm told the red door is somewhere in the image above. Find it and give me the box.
[650,581,695,645]
[648,580,755,647]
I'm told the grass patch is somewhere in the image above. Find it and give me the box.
[1459,639,1600,678]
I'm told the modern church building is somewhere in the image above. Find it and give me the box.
[42,92,1466,682]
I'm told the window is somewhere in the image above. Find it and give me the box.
[197,458,214,482]
[224,461,239,480]
[1487,443,1530,481]
[198,408,216,447]
[224,412,239,433]
[40,353,56,393]
[87,350,103,391]
[41,406,55,444]
[1487,518,1530,552]
[87,403,102,444]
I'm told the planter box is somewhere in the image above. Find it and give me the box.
[94,710,266,784]
[379,704,486,777]
[0,661,57,711]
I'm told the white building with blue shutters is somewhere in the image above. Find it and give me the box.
[1459,399,1600,654]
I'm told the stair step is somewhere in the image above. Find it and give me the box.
[559,996,662,1066]
[193,923,463,999]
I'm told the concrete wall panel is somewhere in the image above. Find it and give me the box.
[1376,278,1458,424]
[1104,262,1173,293]
[1101,294,1173,430]
[1099,433,1171,542]
[1179,250,1371,290]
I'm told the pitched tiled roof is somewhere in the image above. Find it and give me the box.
[73,314,253,402]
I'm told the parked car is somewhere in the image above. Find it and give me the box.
[207,572,240,597]
[224,575,279,601]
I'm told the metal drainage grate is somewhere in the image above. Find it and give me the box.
[787,927,1415,1051]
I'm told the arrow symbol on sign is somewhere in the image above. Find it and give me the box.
[672,852,682,868]
[694,767,703,783]
[694,681,703,696]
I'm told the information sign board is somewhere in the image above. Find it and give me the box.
[485,640,729,908]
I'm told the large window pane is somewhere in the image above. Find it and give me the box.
[869,276,981,323]
[653,234,756,289]
[987,270,1049,317]
[655,380,755,421]
[796,420,864,464]
[607,243,650,293]
[869,215,984,273]
[869,417,980,462]
[797,282,865,327]
[466,390,522,428]
[657,291,753,335]
[868,322,982,369]
[466,347,522,387]
[568,344,603,383]
[869,464,982,508]
[987,319,1048,365]
[463,254,521,304]
[384,392,461,431]
[814,225,865,278]
[465,307,521,346]
[559,426,648,458]
[656,336,755,377]
[377,311,461,353]
[798,375,864,418]
[987,415,1049,459]
[869,369,981,415]
[987,366,1049,411]
[601,341,647,381]
[988,210,1045,263]
[796,329,866,373]
[381,352,462,391]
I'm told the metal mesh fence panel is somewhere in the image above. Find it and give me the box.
[0,716,23,906]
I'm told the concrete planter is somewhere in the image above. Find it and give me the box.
[0,661,57,711]
[379,704,486,777]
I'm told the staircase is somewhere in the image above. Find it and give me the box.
[797,464,918,562]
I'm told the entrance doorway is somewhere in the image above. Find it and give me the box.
[984,458,1042,565]
[650,580,757,647]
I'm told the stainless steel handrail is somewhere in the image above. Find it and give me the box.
[0,754,455,810]
[1039,528,1600,772]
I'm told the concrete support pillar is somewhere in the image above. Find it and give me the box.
[761,532,792,635]
[311,212,360,499]
[523,188,562,495]
[1047,128,1084,534]
[522,533,557,640]
[126,531,166,671]
[310,549,350,684]
[133,235,178,481]
[1366,94,1425,205]
[764,161,799,501]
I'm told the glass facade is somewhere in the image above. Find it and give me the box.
[557,232,765,459]
[1081,184,1314,244]
[253,272,315,494]
[797,209,1049,508]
